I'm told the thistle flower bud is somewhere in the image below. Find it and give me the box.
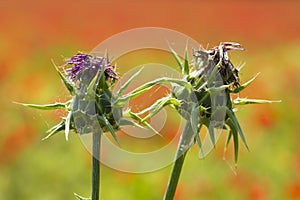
[65,53,118,87]
[63,53,121,136]
[161,42,253,162]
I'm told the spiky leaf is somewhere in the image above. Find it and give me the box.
[119,118,145,129]
[169,45,183,72]
[128,111,162,137]
[233,98,280,105]
[52,60,75,95]
[15,102,69,110]
[139,97,180,122]
[97,115,119,145]
[183,47,190,75]
[232,73,260,93]
[42,120,66,140]
[74,193,91,200]
[117,67,144,98]
[65,111,72,141]
[117,78,192,106]
[226,119,239,165]
[226,108,249,150]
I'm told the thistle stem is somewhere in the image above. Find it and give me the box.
[91,131,101,200]
[163,150,187,200]
[163,122,193,200]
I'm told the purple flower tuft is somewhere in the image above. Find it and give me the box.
[65,53,118,83]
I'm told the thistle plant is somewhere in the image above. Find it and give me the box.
[19,52,161,200]
[18,41,278,200]
[129,42,278,199]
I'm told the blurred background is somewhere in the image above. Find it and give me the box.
[1,0,300,199]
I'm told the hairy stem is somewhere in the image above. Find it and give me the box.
[163,122,193,200]
[91,131,101,200]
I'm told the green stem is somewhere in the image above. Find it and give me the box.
[163,122,193,200]
[91,131,101,200]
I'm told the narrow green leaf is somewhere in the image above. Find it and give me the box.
[183,47,190,75]
[190,104,199,137]
[232,129,239,165]
[194,76,206,90]
[128,111,162,137]
[97,115,119,145]
[128,77,191,95]
[169,45,183,72]
[208,84,230,92]
[224,130,232,152]
[42,120,65,140]
[15,102,68,110]
[233,98,281,105]
[195,123,204,157]
[65,111,72,141]
[117,67,144,98]
[190,105,204,156]
[119,118,145,129]
[226,108,249,150]
[139,97,180,122]
[232,73,260,93]
[207,64,219,86]
[115,87,152,107]
[198,91,209,105]
[52,60,75,95]
[116,77,192,106]
[208,124,215,147]
[226,119,239,165]
[74,193,91,200]
[87,70,101,97]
